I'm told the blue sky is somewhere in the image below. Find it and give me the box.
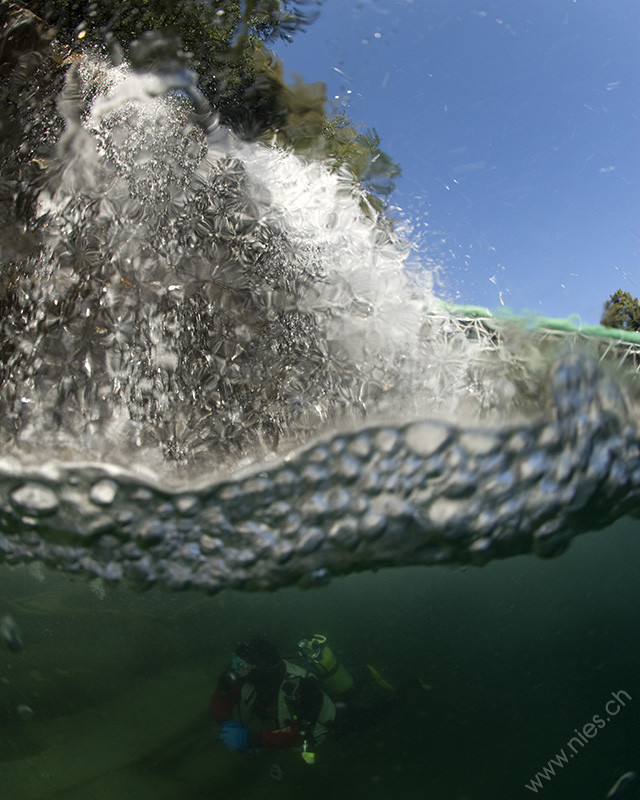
[277,0,640,323]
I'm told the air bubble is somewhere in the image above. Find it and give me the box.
[89,479,118,506]
[10,483,59,516]
[1,615,23,652]
[375,428,400,455]
[17,704,35,719]
[328,517,359,549]
[460,431,500,456]
[405,422,451,457]
[175,494,199,515]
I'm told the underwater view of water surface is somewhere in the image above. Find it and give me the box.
[1,519,639,799]
[0,1,639,798]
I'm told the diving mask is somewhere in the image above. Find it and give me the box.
[230,652,252,678]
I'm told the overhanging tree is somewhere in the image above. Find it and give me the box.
[20,0,400,203]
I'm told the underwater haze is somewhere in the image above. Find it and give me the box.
[0,2,639,799]
[1,520,639,799]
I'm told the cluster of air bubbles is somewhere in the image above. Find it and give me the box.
[1,350,638,593]
[0,51,430,476]
[0,45,573,482]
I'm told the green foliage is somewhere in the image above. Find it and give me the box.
[322,114,401,194]
[21,1,254,129]
[601,290,640,332]
[235,0,320,42]
[21,0,400,203]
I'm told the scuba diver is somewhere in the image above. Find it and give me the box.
[210,635,399,763]
[211,638,334,760]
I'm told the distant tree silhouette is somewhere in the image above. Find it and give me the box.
[601,290,640,332]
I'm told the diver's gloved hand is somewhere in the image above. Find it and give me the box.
[219,719,250,752]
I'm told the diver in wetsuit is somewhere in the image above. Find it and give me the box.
[210,637,398,760]
[210,638,334,758]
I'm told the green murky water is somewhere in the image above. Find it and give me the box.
[2,516,638,799]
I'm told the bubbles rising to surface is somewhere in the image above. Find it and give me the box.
[1,51,443,480]
[2,33,640,593]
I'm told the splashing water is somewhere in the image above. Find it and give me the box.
[1,29,640,592]
[5,53,438,475]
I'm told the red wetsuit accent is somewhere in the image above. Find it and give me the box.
[258,725,302,748]
[210,686,240,722]
[211,686,304,749]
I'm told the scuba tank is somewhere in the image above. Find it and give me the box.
[298,634,354,695]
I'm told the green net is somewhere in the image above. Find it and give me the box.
[433,303,640,376]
